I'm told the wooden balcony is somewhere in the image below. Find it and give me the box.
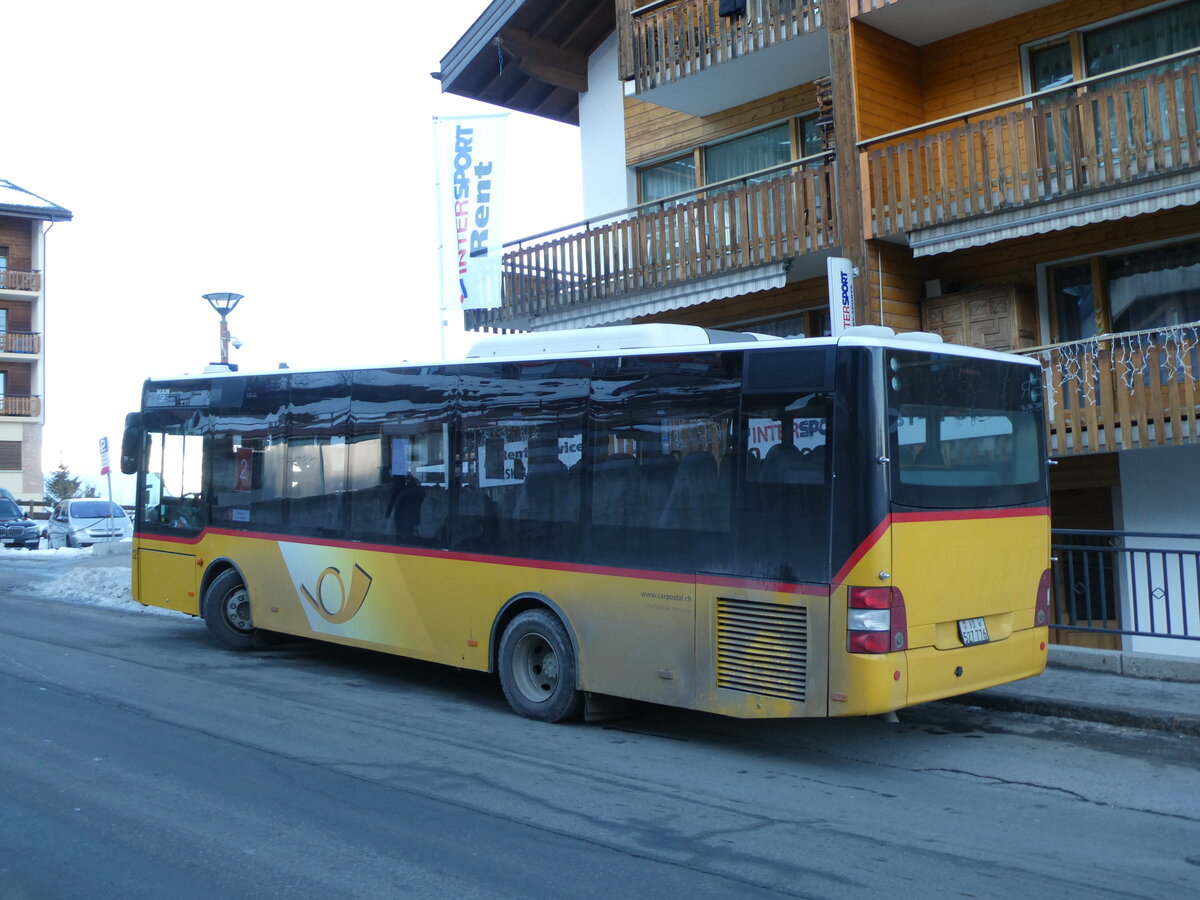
[1021,324,1200,457]
[0,331,41,354]
[473,161,837,329]
[0,395,41,417]
[864,52,1200,240]
[0,268,41,293]
[627,0,821,94]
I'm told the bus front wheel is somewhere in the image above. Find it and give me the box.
[498,609,583,723]
[202,569,256,651]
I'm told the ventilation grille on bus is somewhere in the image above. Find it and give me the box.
[716,598,808,702]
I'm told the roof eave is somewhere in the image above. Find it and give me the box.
[0,205,73,223]
[439,0,525,89]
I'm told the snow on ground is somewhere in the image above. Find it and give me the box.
[11,546,92,560]
[3,546,187,618]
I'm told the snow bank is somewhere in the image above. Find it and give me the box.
[3,546,93,559]
[33,566,187,618]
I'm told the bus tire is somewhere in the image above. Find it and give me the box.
[202,569,256,651]
[498,609,583,723]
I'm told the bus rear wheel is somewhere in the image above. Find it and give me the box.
[498,609,582,723]
[202,569,256,651]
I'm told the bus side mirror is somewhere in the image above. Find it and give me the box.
[120,412,142,475]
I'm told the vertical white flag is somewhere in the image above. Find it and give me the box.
[436,114,508,311]
[827,256,856,336]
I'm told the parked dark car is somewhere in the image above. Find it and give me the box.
[0,498,40,550]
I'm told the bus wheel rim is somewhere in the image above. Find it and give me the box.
[224,588,253,633]
[511,632,558,703]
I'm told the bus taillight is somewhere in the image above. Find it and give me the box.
[1035,569,1053,627]
[847,586,908,654]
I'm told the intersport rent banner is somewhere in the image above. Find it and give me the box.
[436,114,508,311]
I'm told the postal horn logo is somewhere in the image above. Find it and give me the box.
[300,564,373,624]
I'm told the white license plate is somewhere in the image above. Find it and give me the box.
[958,617,990,646]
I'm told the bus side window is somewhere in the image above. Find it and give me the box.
[589,353,739,573]
[457,361,588,561]
[140,414,206,532]
[741,393,831,582]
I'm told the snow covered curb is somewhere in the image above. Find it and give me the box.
[31,566,187,618]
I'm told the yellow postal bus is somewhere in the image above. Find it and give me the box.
[121,324,1050,721]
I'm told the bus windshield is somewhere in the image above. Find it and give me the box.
[886,349,1046,510]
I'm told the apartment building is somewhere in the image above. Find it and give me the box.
[441,0,1200,654]
[0,180,73,503]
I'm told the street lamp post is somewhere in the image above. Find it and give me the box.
[203,292,243,365]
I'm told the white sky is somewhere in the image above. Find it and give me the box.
[4,0,583,503]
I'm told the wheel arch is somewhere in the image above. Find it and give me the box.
[489,593,581,687]
[199,557,249,620]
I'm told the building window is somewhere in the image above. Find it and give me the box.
[1084,1,1200,76]
[0,441,20,470]
[637,115,822,203]
[640,156,697,204]
[703,123,792,185]
[1026,0,1200,92]
[1029,41,1074,92]
[1049,239,1200,341]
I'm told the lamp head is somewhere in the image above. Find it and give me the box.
[203,292,244,316]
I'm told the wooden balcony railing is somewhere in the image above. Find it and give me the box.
[0,395,41,417]
[1021,324,1200,456]
[0,268,41,292]
[629,0,821,93]
[0,331,41,354]
[864,50,1200,237]
[488,159,837,325]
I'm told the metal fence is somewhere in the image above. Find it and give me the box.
[1051,529,1200,643]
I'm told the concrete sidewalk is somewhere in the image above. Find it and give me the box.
[954,646,1200,736]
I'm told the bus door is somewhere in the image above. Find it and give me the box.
[136,412,207,615]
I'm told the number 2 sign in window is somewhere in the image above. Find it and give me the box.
[234,446,253,491]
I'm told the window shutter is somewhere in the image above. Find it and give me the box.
[0,441,21,470]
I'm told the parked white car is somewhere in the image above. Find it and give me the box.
[47,499,133,548]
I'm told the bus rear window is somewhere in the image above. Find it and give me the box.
[886,350,1046,510]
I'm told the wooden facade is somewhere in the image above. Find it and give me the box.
[625,84,819,166]
[864,58,1200,237]
[457,0,1200,459]
[480,163,837,328]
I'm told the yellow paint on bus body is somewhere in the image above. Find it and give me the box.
[133,506,1048,720]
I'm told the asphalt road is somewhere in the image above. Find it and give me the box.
[1,554,1198,898]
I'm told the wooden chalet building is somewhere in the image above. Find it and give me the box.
[0,180,72,504]
[441,0,1200,654]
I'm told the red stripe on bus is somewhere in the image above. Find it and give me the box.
[891,506,1051,524]
[135,528,700,587]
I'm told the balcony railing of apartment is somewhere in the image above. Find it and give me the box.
[1051,529,1199,645]
[0,331,41,354]
[0,395,41,417]
[0,268,42,292]
[862,49,1200,238]
[1020,322,1200,456]
[486,153,837,326]
[628,0,821,93]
